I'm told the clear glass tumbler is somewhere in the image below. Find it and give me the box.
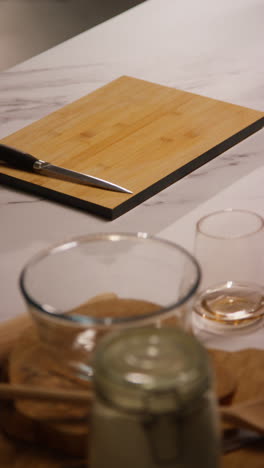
[193,209,264,336]
[20,232,201,380]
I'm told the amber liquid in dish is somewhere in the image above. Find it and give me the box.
[194,282,264,327]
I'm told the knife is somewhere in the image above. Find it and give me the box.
[222,429,264,454]
[0,143,132,194]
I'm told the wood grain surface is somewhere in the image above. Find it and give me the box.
[0,319,263,466]
[0,76,263,219]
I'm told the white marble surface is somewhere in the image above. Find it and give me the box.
[0,0,263,331]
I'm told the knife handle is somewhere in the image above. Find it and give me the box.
[0,143,39,171]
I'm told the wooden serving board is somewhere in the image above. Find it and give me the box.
[0,331,263,466]
[0,76,263,219]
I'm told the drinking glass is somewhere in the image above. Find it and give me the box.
[20,232,201,380]
[193,209,264,336]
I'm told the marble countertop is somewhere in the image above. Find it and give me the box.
[0,0,263,332]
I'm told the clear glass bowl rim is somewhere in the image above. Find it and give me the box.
[19,232,201,326]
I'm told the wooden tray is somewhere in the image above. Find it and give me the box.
[0,338,263,466]
[0,76,263,219]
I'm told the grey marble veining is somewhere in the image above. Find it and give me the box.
[0,0,263,322]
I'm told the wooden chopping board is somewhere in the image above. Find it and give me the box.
[0,76,263,219]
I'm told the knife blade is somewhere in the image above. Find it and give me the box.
[222,429,264,454]
[0,143,132,194]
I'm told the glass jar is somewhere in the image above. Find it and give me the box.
[89,327,220,468]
